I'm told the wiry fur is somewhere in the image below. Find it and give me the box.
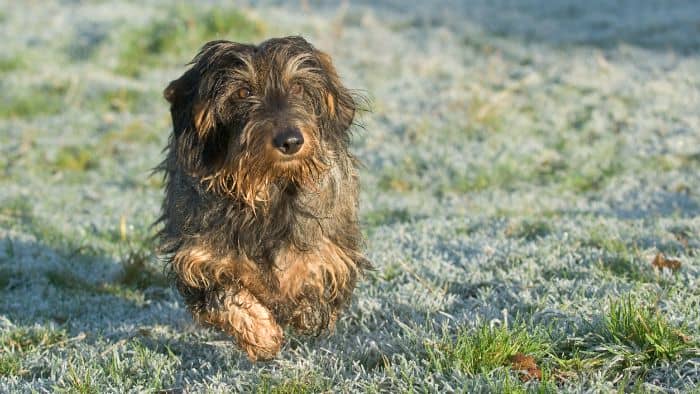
[156,36,370,361]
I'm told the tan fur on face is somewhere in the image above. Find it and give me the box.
[192,101,215,137]
[326,92,335,115]
[201,124,328,208]
[197,288,283,361]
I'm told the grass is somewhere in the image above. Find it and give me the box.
[256,372,330,394]
[0,81,68,119]
[377,155,529,194]
[0,197,33,225]
[117,249,169,290]
[363,208,412,228]
[0,354,22,378]
[45,249,167,303]
[0,81,156,121]
[426,321,551,376]
[0,55,25,74]
[51,339,179,392]
[0,198,76,250]
[580,230,659,283]
[99,120,161,146]
[562,161,624,193]
[94,88,149,114]
[505,219,552,241]
[467,94,507,132]
[454,161,527,193]
[114,6,265,77]
[423,299,697,388]
[47,119,163,176]
[53,145,100,172]
[0,326,68,377]
[0,268,10,290]
[1,0,700,392]
[607,299,689,358]
[587,297,695,373]
[0,200,103,258]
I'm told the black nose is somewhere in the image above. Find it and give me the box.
[273,128,304,155]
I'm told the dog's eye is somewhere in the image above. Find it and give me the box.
[236,87,252,99]
[290,83,303,96]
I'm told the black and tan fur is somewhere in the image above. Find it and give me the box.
[156,36,370,361]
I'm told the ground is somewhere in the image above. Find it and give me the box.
[1,1,700,392]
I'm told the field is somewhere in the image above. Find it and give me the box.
[1,1,700,392]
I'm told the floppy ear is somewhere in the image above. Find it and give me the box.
[164,40,237,139]
[164,68,215,139]
[164,47,225,175]
[163,72,192,105]
[316,50,355,131]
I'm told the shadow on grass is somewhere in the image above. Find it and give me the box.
[516,187,700,221]
[462,0,700,55]
[339,0,700,55]
[0,236,271,383]
[0,236,176,330]
[0,235,429,381]
[605,189,700,220]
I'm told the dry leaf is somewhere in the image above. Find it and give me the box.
[651,253,682,272]
[509,353,542,382]
[674,329,692,344]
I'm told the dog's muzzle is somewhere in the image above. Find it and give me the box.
[273,127,304,155]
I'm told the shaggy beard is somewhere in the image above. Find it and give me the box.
[201,136,330,208]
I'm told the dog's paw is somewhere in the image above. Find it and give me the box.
[290,300,331,336]
[199,288,284,361]
[235,302,284,361]
[229,289,284,361]
[240,332,283,361]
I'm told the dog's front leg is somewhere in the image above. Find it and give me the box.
[172,246,283,361]
[197,287,284,361]
[276,240,359,335]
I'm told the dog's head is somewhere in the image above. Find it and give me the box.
[164,36,356,206]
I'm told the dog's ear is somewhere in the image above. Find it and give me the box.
[165,41,233,138]
[165,68,201,137]
[164,70,216,139]
[165,42,237,175]
[316,50,355,131]
[163,71,193,105]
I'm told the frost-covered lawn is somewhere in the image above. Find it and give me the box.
[1,1,700,392]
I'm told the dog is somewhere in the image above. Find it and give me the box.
[156,36,371,361]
